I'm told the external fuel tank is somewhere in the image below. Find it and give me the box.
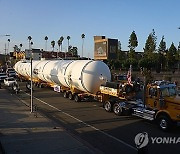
[14,60,111,94]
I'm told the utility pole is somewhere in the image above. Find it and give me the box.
[0,35,10,66]
[4,43,7,61]
[30,52,33,113]
[27,37,33,113]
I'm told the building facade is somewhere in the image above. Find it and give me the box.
[94,36,118,60]
[12,49,75,60]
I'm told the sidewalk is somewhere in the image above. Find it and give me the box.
[0,88,94,154]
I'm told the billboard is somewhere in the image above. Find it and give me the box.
[94,41,107,59]
[94,36,118,60]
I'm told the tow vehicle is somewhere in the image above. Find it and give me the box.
[101,81,180,131]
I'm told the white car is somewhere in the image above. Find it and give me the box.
[0,73,7,82]
[4,77,17,87]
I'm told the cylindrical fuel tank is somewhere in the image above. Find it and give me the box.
[14,60,111,94]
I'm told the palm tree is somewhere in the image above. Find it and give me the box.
[66,36,70,59]
[67,36,70,52]
[13,45,19,52]
[51,40,55,51]
[28,36,32,49]
[60,36,64,52]
[81,34,85,57]
[45,36,48,51]
[19,44,23,52]
[57,39,62,58]
[7,39,10,55]
[30,42,33,49]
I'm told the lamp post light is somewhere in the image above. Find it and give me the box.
[0,34,10,37]
[81,34,85,58]
[0,34,10,66]
[28,36,33,113]
[30,52,33,113]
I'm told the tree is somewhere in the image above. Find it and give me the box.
[81,34,85,57]
[57,39,62,58]
[7,39,10,55]
[139,56,156,71]
[156,36,167,71]
[30,42,33,49]
[177,42,180,70]
[57,39,61,51]
[124,58,138,70]
[158,36,166,53]
[157,36,167,71]
[127,31,138,68]
[19,44,23,52]
[60,36,64,52]
[144,29,157,58]
[117,40,124,69]
[167,42,177,70]
[67,36,70,52]
[13,45,19,52]
[69,46,78,56]
[44,36,48,51]
[28,36,32,49]
[128,31,138,53]
[51,40,55,51]
[141,29,157,70]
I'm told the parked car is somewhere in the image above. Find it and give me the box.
[4,77,17,87]
[6,68,17,77]
[7,71,17,77]
[0,73,7,82]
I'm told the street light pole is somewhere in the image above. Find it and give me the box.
[0,34,10,61]
[30,53,33,113]
[29,39,33,113]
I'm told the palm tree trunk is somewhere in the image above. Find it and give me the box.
[29,40,31,50]
[82,38,84,57]
[45,40,47,51]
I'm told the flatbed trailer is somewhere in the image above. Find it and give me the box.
[59,80,180,131]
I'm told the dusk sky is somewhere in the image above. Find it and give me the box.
[0,0,180,58]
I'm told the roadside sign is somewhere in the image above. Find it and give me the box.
[54,85,61,92]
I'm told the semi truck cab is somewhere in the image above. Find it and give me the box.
[133,81,180,131]
[102,80,180,131]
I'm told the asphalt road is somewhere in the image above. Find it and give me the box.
[4,81,180,154]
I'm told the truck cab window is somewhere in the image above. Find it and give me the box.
[149,88,157,97]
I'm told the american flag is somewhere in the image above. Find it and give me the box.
[127,65,132,84]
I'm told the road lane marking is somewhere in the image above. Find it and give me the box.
[22,92,137,151]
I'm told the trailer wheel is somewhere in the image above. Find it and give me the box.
[74,94,81,102]
[39,84,43,88]
[26,82,31,90]
[63,91,68,98]
[104,101,112,112]
[113,103,123,116]
[157,115,172,131]
[69,92,74,100]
